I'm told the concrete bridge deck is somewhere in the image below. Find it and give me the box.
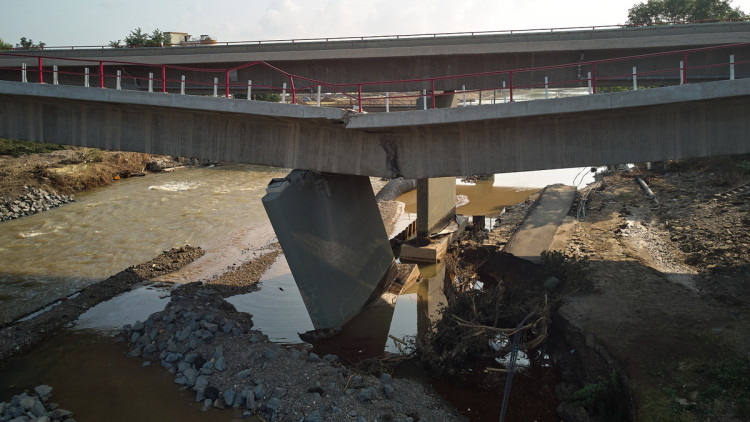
[2,22,749,91]
[4,22,749,65]
[1,77,749,179]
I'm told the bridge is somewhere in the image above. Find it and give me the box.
[1,23,749,330]
[2,21,750,94]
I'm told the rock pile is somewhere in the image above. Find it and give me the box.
[120,287,463,421]
[0,186,74,222]
[0,385,75,422]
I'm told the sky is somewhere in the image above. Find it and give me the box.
[3,0,749,47]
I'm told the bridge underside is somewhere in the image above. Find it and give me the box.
[1,79,749,179]
[2,78,750,329]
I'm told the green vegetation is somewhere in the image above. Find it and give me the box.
[254,93,282,102]
[110,28,171,48]
[572,371,629,421]
[0,139,66,156]
[540,250,593,292]
[0,37,46,50]
[16,37,45,50]
[702,356,750,417]
[627,0,747,25]
[596,85,660,93]
[642,355,750,420]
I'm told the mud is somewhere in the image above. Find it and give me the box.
[555,158,750,421]
[0,245,204,361]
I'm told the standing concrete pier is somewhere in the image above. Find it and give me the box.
[262,170,395,329]
[416,177,457,237]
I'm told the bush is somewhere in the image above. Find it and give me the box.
[254,93,282,102]
[540,250,593,292]
[573,371,628,420]
[0,139,66,156]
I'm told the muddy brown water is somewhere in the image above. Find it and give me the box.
[0,329,250,421]
[1,166,596,420]
[0,165,288,324]
[227,256,562,421]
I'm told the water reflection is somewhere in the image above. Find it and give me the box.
[226,254,450,362]
[225,257,315,343]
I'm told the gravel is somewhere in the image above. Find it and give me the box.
[118,286,465,421]
[0,186,74,222]
[0,386,75,422]
[0,246,205,360]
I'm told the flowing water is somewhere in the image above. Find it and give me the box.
[0,164,597,420]
[0,164,288,324]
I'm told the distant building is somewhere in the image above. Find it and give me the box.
[165,32,190,45]
[197,35,217,45]
[164,32,217,46]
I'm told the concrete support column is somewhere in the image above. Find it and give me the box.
[416,91,458,109]
[416,177,456,237]
[263,170,395,330]
[415,91,458,238]
[435,90,458,108]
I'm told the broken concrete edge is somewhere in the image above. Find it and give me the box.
[7,77,750,136]
[503,184,576,264]
[346,78,750,129]
[400,216,469,264]
[400,236,450,264]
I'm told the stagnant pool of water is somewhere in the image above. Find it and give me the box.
[224,256,562,420]
[0,165,598,420]
[0,329,252,422]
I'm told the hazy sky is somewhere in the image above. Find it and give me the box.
[3,0,750,47]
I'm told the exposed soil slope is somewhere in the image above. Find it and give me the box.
[558,158,750,421]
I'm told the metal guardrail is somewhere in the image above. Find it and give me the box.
[0,41,747,112]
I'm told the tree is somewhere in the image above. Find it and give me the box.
[0,38,12,50]
[627,0,748,24]
[16,37,45,50]
[110,28,170,48]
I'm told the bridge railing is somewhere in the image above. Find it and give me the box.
[0,41,747,113]
[2,18,748,51]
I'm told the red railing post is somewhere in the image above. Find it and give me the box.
[682,51,688,84]
[431,79,436,109]
[38,57,43,84]
[509,71,514,102]
[358,84,363,112]
[162,66,166,93]
[592,63,597,94]
[225,70,230,98]
[289,76,296,104]
[99,61,104,88]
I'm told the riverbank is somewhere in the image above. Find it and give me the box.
[1,153,748,420]
[0,140,216,222]
[0,245,205,361]
[552,157,750,421]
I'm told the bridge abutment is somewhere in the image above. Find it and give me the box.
[262,170,395,330]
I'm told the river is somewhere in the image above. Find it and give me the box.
[0,164,288,324]
[0,163,600,421]
[0,165,599,325]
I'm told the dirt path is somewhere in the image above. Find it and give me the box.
[555,160,750,421]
